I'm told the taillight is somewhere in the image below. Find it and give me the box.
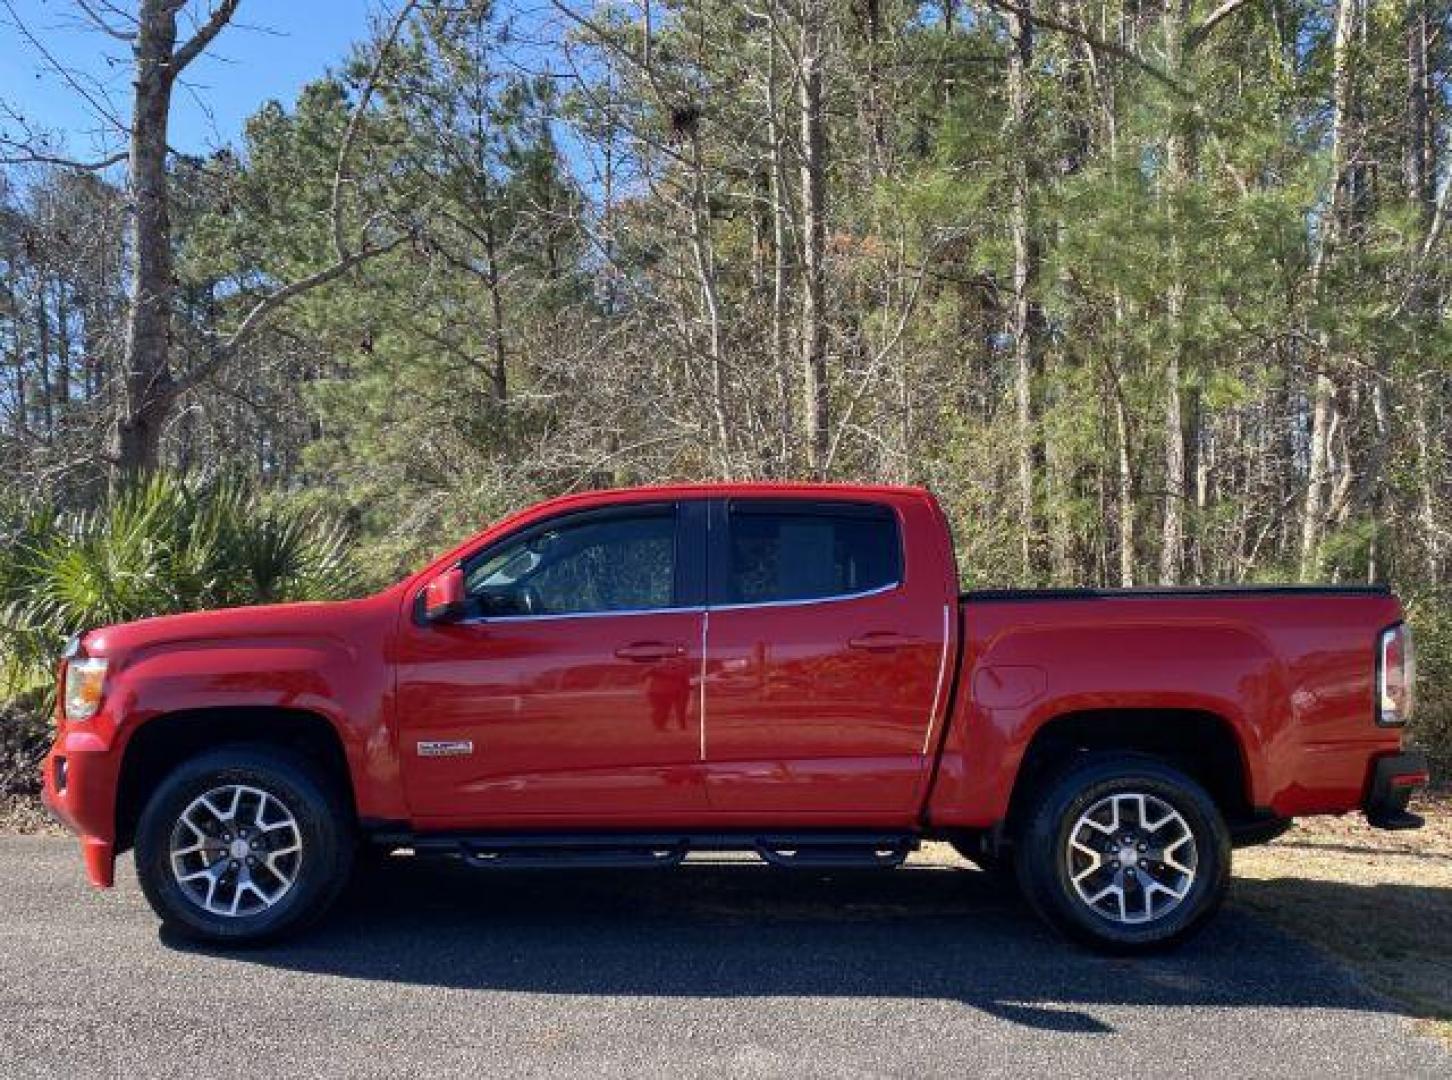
[1376,623,1415,726]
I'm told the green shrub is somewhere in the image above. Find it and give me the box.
[0,474,356,800]
[1406,593,1452,783]
[1,473,355,697]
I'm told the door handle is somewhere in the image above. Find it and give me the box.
[615,641,687,662]
[847,632,922,653]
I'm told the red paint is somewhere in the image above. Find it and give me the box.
[40,482,1419,891]
[396,607,709,824]
[421,566,466,622]
[699,493,956,820]
[926,589,1407,826]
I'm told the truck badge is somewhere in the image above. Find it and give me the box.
[417,740,474,757]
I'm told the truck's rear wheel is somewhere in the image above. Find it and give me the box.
[1014,753,1230,952]
[134,745,353,945]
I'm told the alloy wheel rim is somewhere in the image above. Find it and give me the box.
[1065,791,1197,925]
[169,784,303,918]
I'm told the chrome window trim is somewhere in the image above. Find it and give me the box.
[453,582,902,624]
[450,580,902,623]
[708,579,901,613]
[456,604,707,626]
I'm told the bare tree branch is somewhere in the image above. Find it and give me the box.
[0,146,127,169]
[1422,165,1452,261]
[170,0,242,77]
[983,0,1190,96]
[822,242,939,473]
[74,0,137,41]
[174,232,412,396]
[331,0,421,260]
[0,0,129,133]
[1186,0,1258,51]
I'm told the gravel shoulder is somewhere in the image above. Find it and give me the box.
[0,794,58,835]
[1231,792,1452,1044]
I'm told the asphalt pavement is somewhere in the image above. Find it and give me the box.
[1,836,1447,1078]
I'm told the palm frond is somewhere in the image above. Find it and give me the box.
[0,473,358,689]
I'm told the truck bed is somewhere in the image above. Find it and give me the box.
[963,584,1391,602]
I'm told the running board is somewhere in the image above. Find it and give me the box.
[400,831,919,870]
[753,834,916,868]
[413,834,690,870]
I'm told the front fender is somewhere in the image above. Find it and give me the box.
[94,635,403,824]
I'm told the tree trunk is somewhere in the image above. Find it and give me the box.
[1365,378,1388,581]
[1402,1,1437,318]
[766,10,793,470]
[1,268,24,434]
[34,283,52,436]
[686,131,732,470]
[855,0,887,182]
[109,0,183,476]
[1007,2,1044,582]
[1158,1,1191,585]
[1319,0,1364,267]
[1302,0,1363,576]
[1414,391,1442,581]
[1113,296,1134,587]
[1159,342,1185,584]
[799,0,830,476]
[54,274,70,417]
[1404,1,1435,221]
[483,214,508,403]
[1300,370,1335,578]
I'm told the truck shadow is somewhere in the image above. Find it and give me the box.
[167,856,1440,1036]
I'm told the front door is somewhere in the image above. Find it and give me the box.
[701,497,951,820]
[395,502,708,827]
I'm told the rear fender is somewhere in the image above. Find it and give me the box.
[927,622,1276,827]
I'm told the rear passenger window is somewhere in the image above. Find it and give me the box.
[726,503,901,604]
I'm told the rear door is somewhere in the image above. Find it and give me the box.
[701,496,953,819]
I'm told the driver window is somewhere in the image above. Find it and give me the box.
[465,510,677,617]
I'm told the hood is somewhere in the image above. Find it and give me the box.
[79,594,395,661]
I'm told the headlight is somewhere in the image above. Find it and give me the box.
[63,657,109,722]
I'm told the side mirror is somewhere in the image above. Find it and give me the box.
[422,566,468,624]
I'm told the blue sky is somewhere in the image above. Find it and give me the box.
[1,0,373,159]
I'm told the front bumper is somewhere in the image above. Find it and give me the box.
[41,728,121,888]
[1363,751,1429,831]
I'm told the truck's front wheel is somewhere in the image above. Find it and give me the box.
[1015,753,1230,952]
[134,745,353,945]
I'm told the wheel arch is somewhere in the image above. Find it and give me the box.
[114,707,356,853]
[1003,707,1255,841]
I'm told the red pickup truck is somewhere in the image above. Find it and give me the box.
[42,483,1427,950]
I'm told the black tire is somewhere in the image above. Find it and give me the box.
[1013,753,1230,952]
[134,744,354,945]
